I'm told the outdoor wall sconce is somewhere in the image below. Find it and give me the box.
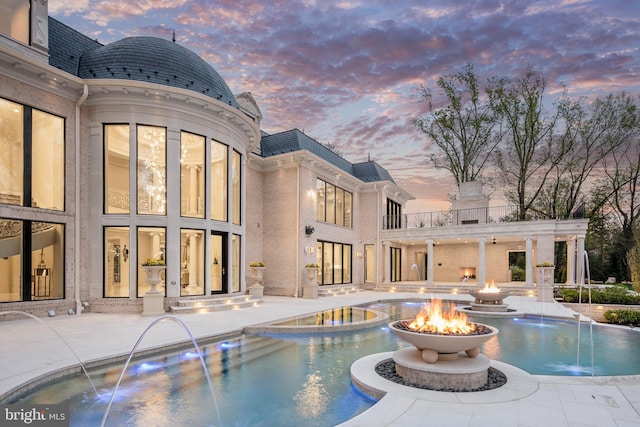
[305,226,315,235]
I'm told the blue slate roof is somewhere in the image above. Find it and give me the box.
[261,129,396,184]
[48,17,102,75]
[48,18,238,107]
[352,161,396,183]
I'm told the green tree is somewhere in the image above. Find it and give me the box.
[414,63,499,188]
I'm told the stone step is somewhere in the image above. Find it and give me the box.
[166,336,295,379]
[318,285,364,297]
[209,336,294,370]
[170,295,262,314]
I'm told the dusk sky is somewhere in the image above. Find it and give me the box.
[50,0,640,212]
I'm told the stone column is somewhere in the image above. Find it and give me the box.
[383,241,390,284]
[478,237,486,286]
[525,237,533,287]
[188,165,200,214]
[576,236,585,285]
[188,233,199,288]
[427,239,434,285]
[565,239,576,286]
[151,233,161,259]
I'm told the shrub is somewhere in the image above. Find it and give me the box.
[604,309,640,326]
[558,286,640,305]
[510,267,525,281]
[249,261,265,267]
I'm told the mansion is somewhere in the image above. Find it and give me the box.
[0,1,588,316]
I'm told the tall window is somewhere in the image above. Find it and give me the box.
[137,227,166,296]
[30,222,64,300]
[344,192,352,228]
[211,140,227,221]
[317,241,352,285]
[210,233,225,293]
[316,179,352,227]
[104,124,130,213]
[0,219,64,302]
[180,132,205,218]
[386,199,402,229]
[137,126,166,215]
[180,229,205,296]
[0,98,65,210]
[0,0,29,44]
[232,150,241,225]
[105,227,130,297]
[390,247,402,282]
[316,180,325,221]
[0,99,23,206]
[32,111,65,210]
[232,234,240,292]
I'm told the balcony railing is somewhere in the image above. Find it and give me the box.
[383,205,559,230]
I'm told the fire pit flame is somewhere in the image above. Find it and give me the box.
[408,299,476,335]
[479,282,501,293]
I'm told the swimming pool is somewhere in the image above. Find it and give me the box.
[8,300,640,426]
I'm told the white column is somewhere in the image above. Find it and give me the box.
[478,237,486,286]
[525,237,533,287]
[188,165,200,214]
[427,239,434,285]
[188,233,199,288]
[566,239,576,286]
[151,233,161,259]
[576,236,585,285]
[383,241,390,284]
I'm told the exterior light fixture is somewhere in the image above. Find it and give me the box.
[305,226,315,235]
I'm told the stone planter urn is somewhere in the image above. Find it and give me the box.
[141,264,166,316]
[142,265,166,294]
[248,264,265,298]
[303,266,319,299]
[305,266,319,285]
[536,265,555,302]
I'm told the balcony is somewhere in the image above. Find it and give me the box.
[382,205,583,230]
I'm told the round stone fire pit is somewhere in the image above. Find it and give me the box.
[389,318,499,391]
[389,320,498,363]
[468,290,511,304]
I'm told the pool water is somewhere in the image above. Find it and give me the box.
[9,301,640,426]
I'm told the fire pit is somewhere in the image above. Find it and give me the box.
[468,282,511,312]
[389,300,498,363]
[388,299,498,390]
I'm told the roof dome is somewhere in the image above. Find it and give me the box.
[78,37,238,107]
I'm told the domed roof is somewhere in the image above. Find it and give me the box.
[78,37,238,107]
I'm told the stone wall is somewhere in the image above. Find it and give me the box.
[563,303,640,323]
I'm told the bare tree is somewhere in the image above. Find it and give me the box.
[600,142,640,281]
[488,67,566,220]
[535,93,639,219]
[414,64,500,188]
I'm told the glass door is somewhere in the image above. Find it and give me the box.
[210,232,227,294]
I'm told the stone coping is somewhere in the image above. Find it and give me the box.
[350,351,539,404]
[243,307,389,334]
